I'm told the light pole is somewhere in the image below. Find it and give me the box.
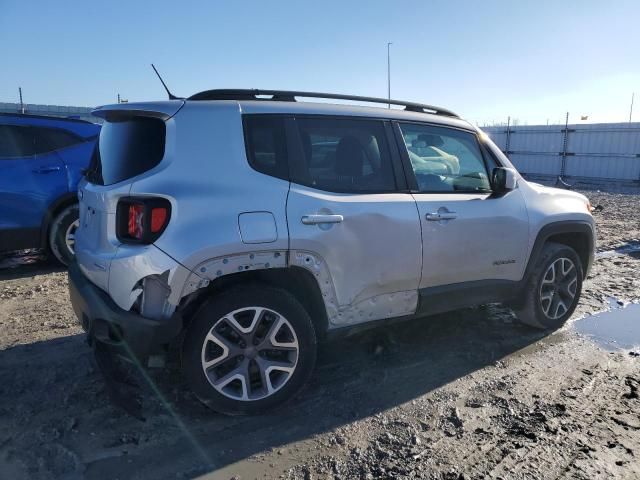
[18,87,24,114]
[630,92,635,123]
[387,42,392,108]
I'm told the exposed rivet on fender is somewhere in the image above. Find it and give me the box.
[223,259,229,264]
[238,266,243,271]
[274,252,281,258]
[250,253,255,259]
[200,267,206,273]
[265,262,270,268]
[216,270,222,276]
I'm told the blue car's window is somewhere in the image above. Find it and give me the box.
[0,125,36,158]
[90,117,165,185]
[33,128,83,154]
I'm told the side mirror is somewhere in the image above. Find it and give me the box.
[492,167,517,194]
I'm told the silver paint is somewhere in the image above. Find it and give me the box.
[412,189,530,288]
[74,98,595,332]
[182,250,287,297]
[290,250,418,327]
[238,211,278,244]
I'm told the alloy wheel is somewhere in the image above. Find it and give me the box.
[539,257,578,320]
[201,306,299,401]
[65,219,79,255]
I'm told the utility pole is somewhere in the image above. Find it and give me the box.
[18,87,24,114]
[387,42,392,108]
[630,92,635,123]
[560,112,569,177]
[117,93,121,104]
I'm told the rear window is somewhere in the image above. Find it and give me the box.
[34,127,83,153]
[87,116,165,185]
[243,116,288,180]
[0,125,35,158]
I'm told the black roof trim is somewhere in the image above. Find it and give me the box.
[187,89,458,118]
[0,111,96,125]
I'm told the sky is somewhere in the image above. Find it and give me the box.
[1,0,639,125]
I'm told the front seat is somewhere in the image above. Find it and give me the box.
[335,136,366,180]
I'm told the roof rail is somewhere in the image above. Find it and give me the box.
[187,89,458,118]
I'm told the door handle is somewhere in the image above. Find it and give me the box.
[33,166,61,174]
[426,212,457,221]
[301,214,344,225]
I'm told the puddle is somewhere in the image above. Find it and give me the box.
[597,241,640,259]
[574,301,640,351]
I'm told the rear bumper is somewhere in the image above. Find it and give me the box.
[68,260,182,362]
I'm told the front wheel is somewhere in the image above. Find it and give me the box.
[182,285,317,415]
[514,242,583,330]
[48,204,79,266]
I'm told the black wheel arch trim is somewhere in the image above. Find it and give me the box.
[523,220,594,283]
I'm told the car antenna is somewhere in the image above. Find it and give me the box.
[151,63,182,100]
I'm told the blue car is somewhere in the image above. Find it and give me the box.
[0,113,100,265]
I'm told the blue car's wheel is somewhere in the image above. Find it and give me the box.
[48,204,79,266]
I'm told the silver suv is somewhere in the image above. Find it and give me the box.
[69,90,595,414]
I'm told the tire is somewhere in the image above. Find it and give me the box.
[48,204,79,266]
[514,242,583,330]
[182,284,317,415]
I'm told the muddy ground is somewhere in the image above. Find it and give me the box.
[0,184,639,480]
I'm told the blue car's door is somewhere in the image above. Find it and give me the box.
[0,124,68,251]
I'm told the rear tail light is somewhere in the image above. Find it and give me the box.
[128,204,145,239]
[151,207,168,233]
[117,197,171,244]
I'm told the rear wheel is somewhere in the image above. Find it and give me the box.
[182,285,317,415]
[48,204,79,266]
[515,242,583,330]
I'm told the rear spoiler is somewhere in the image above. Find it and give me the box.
[92,100,185,121]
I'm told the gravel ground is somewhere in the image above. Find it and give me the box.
[0,185,639,480]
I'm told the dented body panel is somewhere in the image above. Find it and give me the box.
[286,185,422,327]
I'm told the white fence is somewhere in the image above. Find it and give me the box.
[482,122,640,181]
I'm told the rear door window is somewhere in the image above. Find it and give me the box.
[291,117,396,193]
[33,127,83,154]
[90,117,165,185]
[0,125,35,158]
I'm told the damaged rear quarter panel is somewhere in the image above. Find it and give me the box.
[107,243,194,312]
[130,102,291,281]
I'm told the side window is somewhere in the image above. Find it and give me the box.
[292,117,396,193]
[243,116,288,180]
[34,127,82,154]
[398,123,491,193]
[0,125,35,158]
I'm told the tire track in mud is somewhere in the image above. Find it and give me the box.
[480,365,619,479]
